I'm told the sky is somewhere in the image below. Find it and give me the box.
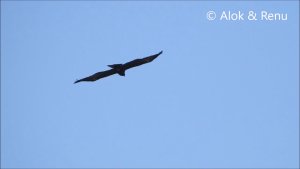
[1,1,299,168]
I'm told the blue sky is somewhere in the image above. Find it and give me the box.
[1,1,299,168]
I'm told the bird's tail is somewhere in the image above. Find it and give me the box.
[107,64,125,76]
[107,64,123,69]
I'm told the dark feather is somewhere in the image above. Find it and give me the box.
[123,51,163,70]
[74,50,162,84]
[74,69,116,83]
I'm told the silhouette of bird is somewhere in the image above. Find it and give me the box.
[74,51,162,84]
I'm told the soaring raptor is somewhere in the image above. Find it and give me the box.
[74,51,163,84]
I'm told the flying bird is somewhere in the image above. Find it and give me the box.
[74,51,163,84]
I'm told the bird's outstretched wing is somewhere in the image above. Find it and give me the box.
[123,51,163,70]
[74,69,116,84]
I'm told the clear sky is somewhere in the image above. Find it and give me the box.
[1,1,299,168]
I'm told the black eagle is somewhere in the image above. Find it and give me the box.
[74,51,163,84]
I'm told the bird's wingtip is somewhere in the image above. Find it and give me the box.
[158,50,163,55]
